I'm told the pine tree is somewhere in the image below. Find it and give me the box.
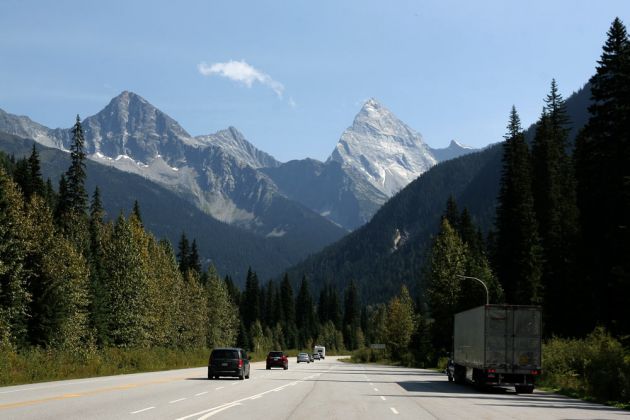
[241,267,261,328]
[132,200,143,227]
[0,168,30,348]
[295,276,316,348]
[188,239,201,274]
[88,187,109,346]
[177,233,190,273]
[426,218,468,354]
[495,107,543,304]
[343,279,360,350]
[27,144,45,199]
[65,115,88,215]
[205,266,238,348]
[531,80,580,336]
[575,18,630,335]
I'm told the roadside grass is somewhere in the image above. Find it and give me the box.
[0,347,209,387]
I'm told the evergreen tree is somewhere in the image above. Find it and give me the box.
[188,239,201,274]
[27,144,45,199]
[65,115,88,215]
[442,195,460,231]
[177,233,190,273]
[426,218,468,354]
[241,267,261,328]
[575,18,630,335]
[132,200,143,227]
[531,80,580,336]
[279,273,297,348]
[205,266,239,348]
[0,169,30,348]
[295,276,316,348]
[495,107,543,304]
[343,279,360,350]
[88,187,109,346]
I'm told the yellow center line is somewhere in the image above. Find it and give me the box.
[0,375,191,411]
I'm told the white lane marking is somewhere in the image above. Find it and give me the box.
[196,403,241,420]
[169,398,187,404]
[380,396,387,401]
[195,391,208,396]
[374,388,379,392]
[390,407,399,414]
[231,382,239,386]
[131,406,155,414]
[215,387,224,390]
[175,381,307,420]
[369,382,374,386]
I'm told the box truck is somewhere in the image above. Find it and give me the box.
[446,305,542,393]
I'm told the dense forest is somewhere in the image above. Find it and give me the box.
[0,19,628,403]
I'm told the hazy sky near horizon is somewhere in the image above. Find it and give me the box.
[0,0,627,162]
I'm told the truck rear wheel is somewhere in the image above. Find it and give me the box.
[453,364,466,384]
[515,385,534,394]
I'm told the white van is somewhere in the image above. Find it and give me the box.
[314,345,325,360]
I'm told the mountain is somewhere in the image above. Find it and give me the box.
[0,92,347,254]
[264,99,476,230]
[0,133,299,283]
[430,140,476,162]
[284,84,592,304]
[196,127,280,169]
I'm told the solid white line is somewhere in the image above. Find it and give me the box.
[380,396,387,401]
[196,403,241,420]
[369,382,374,386]
[169,398,186,404]
[390,407,399,414]
[374,388,379,392]
[130,406,155,414]
[249,395,262,400]
[215,386,225,390]
[195,391,208,396]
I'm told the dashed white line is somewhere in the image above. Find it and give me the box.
[195,391,208,396]
[380,396,387,401]
[196,403,242,420]
[215,386,225,390]
[374,388,379,392]
[390,407,399,414]
[130,406,155,414]
[369,382,374,386]
[169,398,187,404]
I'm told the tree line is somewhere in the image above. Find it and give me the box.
[423,18,630,357]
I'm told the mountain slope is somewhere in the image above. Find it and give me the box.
[196,127,280,169]
[0,132,303,283]
[0,91,347,253]
[285,84,592,303]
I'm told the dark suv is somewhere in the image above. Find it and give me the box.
[208,348,250,380]
[266,351,288,370]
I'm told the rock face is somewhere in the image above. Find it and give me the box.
[0,94,477,234]
[0,92,346,248]
[329,98,437,197]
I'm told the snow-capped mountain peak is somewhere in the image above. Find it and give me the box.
[329,98,437,197]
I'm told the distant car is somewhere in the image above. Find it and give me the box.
[312,353,320,360]
[297,353,310,363]
[266,351,288,370]
[208,347,250,380]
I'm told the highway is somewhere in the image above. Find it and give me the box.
[1,356,628,419]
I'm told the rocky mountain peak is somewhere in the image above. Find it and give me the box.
[329,99,437,197]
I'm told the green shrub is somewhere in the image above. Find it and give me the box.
[541,327,630,405]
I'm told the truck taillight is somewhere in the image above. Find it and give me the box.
[486,368,496,373]
[531,370,540,375]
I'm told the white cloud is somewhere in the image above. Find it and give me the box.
[198,60,284,98]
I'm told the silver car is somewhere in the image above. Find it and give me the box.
[297,352,310,363]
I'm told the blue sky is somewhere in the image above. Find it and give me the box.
[0,1,627,162]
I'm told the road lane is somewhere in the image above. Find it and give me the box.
[1,356,628,419]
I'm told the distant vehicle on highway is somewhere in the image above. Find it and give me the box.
[314,345,325,359]
[312,353,320,360]
[208,347,251,380]
[297,353,310,363]
[266,351,288,370]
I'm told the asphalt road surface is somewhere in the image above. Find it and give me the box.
[1,356,628,419]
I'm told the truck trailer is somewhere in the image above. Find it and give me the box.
[446,305,542,393]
